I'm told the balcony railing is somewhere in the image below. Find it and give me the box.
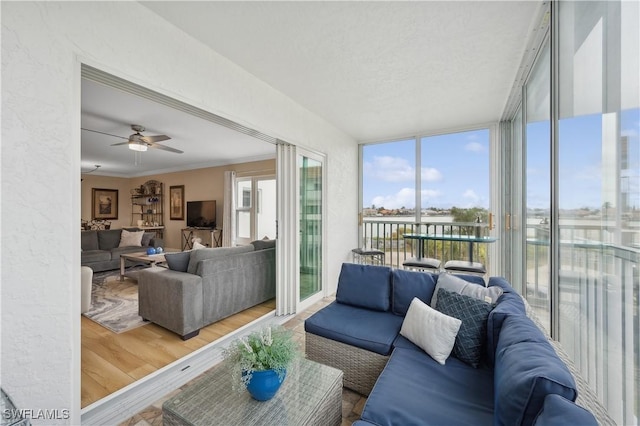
[524,223,640,426]
[361,218,490,270]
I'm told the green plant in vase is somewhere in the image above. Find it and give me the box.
[223,325,301,400]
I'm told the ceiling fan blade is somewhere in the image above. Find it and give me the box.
[110,141,131,146]
[141,135,170,143]
[81,127,128,140]
[149,143,183,154]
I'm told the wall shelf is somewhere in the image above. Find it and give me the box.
[132,180,164,238]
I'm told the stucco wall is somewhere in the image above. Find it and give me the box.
[1,2,357,424]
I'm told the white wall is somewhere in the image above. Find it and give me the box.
[1,2,357,423]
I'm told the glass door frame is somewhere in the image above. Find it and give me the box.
[296,147,327,312]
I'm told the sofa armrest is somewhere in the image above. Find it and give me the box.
[138,268,203,337]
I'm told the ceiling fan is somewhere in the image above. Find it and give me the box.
[81,124,183,154]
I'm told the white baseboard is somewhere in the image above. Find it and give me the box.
[81,312,291,425]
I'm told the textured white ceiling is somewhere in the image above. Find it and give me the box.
[81,79,275,177]
[84,1,540,176]
[143,1,540,142]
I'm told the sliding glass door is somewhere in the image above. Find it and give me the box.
[275,143,326,315]
[506,2,640,422]
[556,2,640,423]
[299,153,323,302]
[524,39,551,332]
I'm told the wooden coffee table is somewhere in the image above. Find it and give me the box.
[162,358,343,426]
[119,250,179,281]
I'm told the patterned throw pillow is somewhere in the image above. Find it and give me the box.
[435,288,493,368]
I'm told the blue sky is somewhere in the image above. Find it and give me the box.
[362,129,490,210]
[362,108,639,211]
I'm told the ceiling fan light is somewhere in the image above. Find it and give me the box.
[128,142,147,152]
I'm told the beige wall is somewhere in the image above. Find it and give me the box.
[81,159,275,249]
[80,175,132,229]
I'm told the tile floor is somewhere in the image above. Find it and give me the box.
[119,296,367,426]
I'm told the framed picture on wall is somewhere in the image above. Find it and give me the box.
[92,188,119,220]
[170,185,185,220]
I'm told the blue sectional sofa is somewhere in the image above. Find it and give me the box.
[305,263,599,426]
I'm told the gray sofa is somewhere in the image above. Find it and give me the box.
[137,240,276,340]
[81,228,164,272]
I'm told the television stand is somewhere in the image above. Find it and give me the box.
[181,228,222,250]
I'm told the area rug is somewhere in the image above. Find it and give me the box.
[83,266,149,334]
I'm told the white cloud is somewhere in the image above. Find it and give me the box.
[364,155,442,183]
[364,156,414,182]
[421,189,441,201]
[371,188,415,209]
[621,127,639,138]
[421,167,443,182]
[465,142,485,152]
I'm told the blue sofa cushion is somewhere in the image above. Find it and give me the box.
[361,347,494,426]
[495,340,577,426]
[391,268,437,316]
[498,315,548,347]
[488,276,516,293]
[486,288,526,366]
[435,288,492,368]
[392,334,423,352]
[452,273,487,286]
[304,301,404,355]
[431,273,503,308]
[336,263,392,312]
[533,394,597,426]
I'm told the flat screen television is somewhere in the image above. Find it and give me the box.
[186,200,216,229]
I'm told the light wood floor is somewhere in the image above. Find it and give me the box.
[81,292,276,408]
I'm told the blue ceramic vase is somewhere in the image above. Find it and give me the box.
[245,369,286,401]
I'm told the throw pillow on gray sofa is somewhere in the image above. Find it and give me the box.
[165,251,191,272]
[141,232,156,246]
[251,239,276,250]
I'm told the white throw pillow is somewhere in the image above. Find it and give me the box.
[431,273,503,308]
[400,297,461,365]
[192,241,207,249]
[119,229,144,247]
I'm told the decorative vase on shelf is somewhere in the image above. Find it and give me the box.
[244,369,286,401]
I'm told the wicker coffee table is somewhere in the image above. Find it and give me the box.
[163,358,343,426]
